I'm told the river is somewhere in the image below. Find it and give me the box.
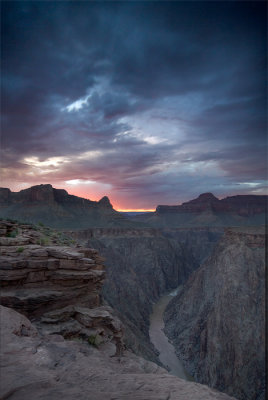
[149,287,192,380]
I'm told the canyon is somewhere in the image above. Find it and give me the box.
[0,185,266,400]
[71,227,201,361]
[0,220,236,400]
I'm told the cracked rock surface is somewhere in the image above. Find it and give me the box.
[1,305,237,400]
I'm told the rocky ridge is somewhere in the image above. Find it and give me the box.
[0,219,237,400]
[134,193,267,227]
[0,184,137,229]
[164,227,265,400]
[156,193,267,215]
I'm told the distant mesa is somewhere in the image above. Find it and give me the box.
[0,184,112,207]
[0,184,129,229]
[139,192,268,228]
[156,192,267,216]
[0,185,266,229]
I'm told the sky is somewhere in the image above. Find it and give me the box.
[1,1,267,210]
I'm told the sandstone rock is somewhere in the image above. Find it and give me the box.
[0,220,122,353]
[0,305,38,340]
[0,305,237,400]
[23,247,49,257]
[0,236,30,246]
[81,257,95,263]
[45,246,82,259]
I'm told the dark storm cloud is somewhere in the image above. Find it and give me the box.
[1,1,267,205]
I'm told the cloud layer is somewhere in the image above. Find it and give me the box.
[1,1,267,209]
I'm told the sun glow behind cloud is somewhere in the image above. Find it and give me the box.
[24,156,68,168]
[65,179,96,185]
[23,156,70,175]
[2,1,267,209]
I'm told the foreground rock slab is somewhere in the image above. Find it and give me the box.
[0,306,237,400]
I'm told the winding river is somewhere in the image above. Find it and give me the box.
[149,288,192,380]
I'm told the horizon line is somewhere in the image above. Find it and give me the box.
[117,209,155,213]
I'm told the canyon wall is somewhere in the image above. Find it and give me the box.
[73,227,200,361]
[0,219,237,400]
[161,227,223,264]
[71,226,226,362]
[164,227,265,400]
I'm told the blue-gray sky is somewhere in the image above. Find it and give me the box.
[1,1,267,209]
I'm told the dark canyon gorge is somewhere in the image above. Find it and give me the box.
[164,227,265,400]
[0,185,266,400]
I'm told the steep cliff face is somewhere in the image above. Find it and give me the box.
[164,227,265,400]
[73,227,199,362]
[0,185,135,229]
[0,219,237,400]
[162,227,223,265]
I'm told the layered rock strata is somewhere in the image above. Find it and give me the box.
[164,227,265,400]
[0,220,123,352]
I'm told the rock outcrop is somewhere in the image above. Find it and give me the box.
[164,227,265,400]
[0,220,123,352]
[0,305,237,400]
[0,184,137,229]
